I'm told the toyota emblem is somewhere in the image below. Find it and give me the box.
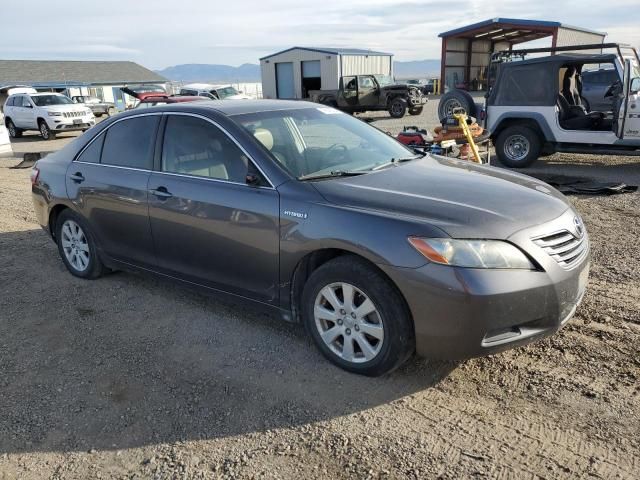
[573,216,584,238]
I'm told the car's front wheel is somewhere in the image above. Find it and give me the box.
[302,256,414,376]
[388,98,407,118]
[495,125,541,168]
[56,209,105,279]
[6,119,22,138]
[38,120,56,140]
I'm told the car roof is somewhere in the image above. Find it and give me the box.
[195,99,319,115]
[117,99,319,117]
[146,96,208,103]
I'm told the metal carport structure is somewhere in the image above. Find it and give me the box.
[438,18,606,92]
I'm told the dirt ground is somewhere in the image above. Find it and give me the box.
[0,116,639,479]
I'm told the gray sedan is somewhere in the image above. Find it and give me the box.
[31,100,589,376]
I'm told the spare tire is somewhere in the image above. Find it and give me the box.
[438,90,476,122]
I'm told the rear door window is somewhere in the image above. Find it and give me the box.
[161,115,249,183]
[77,134,105,164]
[101,116,159,169]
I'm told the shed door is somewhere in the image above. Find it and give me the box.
[301,60,321,98]
[276,62,295,99]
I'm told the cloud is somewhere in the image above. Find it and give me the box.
[0,0,638,68]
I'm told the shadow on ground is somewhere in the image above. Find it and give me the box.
[0,229,457,455]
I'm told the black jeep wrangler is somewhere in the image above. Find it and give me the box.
[310,74,428,118]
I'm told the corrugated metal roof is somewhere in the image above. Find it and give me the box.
[0,60,167,87]
[439,18,606,38]
[260,47,393,61]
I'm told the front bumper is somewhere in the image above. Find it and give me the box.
[49,115,95,131]
[409,96,428,106]
[380,210,590,360]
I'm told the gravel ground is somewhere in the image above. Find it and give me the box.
[0,107,639,479]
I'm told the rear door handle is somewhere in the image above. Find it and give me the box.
[150,187,173,199]
[69,172,85,183]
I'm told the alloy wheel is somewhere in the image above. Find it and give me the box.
[40,122,50,139]
[505,134,531,162]
[60,220,90,272]
[314,282,384,363]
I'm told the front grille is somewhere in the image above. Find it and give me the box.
[532,229,588,269]
[62,111,83,118]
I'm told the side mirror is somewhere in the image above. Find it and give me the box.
[631,78,640,94]
[245,173,260,186]
[25,104,33,108]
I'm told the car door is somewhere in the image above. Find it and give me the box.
[358,76,380,107]
[147,113,280,304]
[340,76,358,108]
[66,114,160,268]
[11,96,27,127]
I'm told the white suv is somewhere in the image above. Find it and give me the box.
[3,92,95,140]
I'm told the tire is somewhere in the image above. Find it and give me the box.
[38,120,56,140]
[302,256,414,376]
[55,209,105,279]
[409,106,424,116]
[495,125,542,168]
[388,98,407,118]
[438,89,476,122]
[6,119,22,138]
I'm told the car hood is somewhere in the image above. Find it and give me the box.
[40,105,87,112]
[311,155,570,239]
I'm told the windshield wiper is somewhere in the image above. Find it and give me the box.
[298,170,368,181]
[372,153,425,171]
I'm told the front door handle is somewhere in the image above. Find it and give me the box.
[69,172,85,183]
[150,187,173,199]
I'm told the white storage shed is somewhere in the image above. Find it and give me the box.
[260,47,393,99]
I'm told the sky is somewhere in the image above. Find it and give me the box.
[2,0,639,69]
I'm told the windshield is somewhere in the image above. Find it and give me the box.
[233,107,416,179]
[214,87,239,99]
[374,75,393,87]
[31,95,74,106]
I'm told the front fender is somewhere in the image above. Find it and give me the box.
[278,201,448,309]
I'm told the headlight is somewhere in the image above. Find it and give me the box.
[408,237,535,269]
[48,111,62,117]
[85,109,94,116]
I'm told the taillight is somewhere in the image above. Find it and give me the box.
[30,167,40,186]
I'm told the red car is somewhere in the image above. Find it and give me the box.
[121,87,209,109]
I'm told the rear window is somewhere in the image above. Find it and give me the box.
[493,65,555,106]
[6,96,15,107]
[101,116,158,169]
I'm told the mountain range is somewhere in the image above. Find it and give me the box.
[156,59,441,83]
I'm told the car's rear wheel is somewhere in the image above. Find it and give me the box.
[39,120,56,140]
[388,98,407,118]
[56,210,105,279]
[409,106,424,116]
[495,125,541,168]
[6,119,22,138]
[302,256,414,376]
